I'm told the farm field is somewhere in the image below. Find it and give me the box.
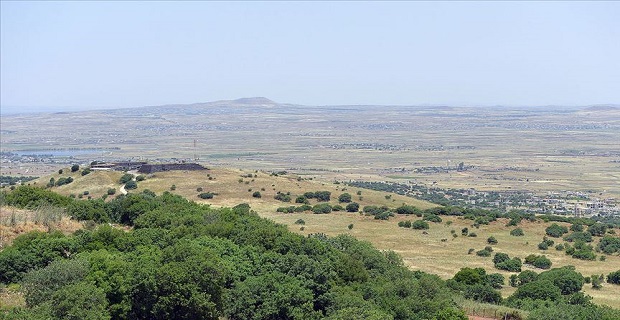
[2,99,619,199]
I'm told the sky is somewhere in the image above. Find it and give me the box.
[1,1,619,113]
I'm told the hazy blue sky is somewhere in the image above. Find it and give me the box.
[1,1,619,112]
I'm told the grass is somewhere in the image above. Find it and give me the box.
[0,205,82,249]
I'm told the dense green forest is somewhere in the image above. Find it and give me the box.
[1,186,620,319]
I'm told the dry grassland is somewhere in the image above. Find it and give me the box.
[260,211,620,308]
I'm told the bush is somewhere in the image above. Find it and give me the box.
[312,203,332,214]
[107,188,116,195]
[136,175,146,181]
[545,223,569,238]
[510,228,525,236]
[125,180,137,190]
[274,193,291,202]
[81,168,91,176]
[524,254,552,269]
[55,177,74,186]
[477,249,492,257]
[512,280,562,301]
[607,270,620,284]
[295,196,308,204]
[332,205,344,211]
[598,236,620,254]
[395,205,420,216]
[487,236,498,245]
[412,220,429,230]
[496,258,522,272]
[338,193,352,203]
[119,174,133,184]
[587,223,607,237]
[314,191,331,202]
[423,213,442,223]
[398,220,412,228]
[70,164,79,172]
[252,191,262,198]
[198,192,214,199]
[345,202,360,212]
[564,231,593,243]
[461,227,469,236]
[493,253,510,265]
[294,219,305,225]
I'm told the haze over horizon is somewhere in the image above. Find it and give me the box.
[1,2,619,113]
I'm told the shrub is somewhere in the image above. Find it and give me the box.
[81,168,91,176]
[487,236,498,245]
[294,219,305,225]
[464,284,502,304]
[570,224,584,232]
[477,249,491,257]
[348,224,354,230]
[524,255,552,269]
[119,174,133,184]
[170,184,176,191]
[412,220,429,230]
[395,205,420,215]
[496,258,522,272]
[198,192,214,199]
[423,213,442,223]
[398,220,412,228]
[295,196,308,204]
[107,188,116,195]
[314,191,331,202]
[510,228,524,236]
[607,270,620,284]
[564,231,593,243]
[312,203,332,214]
[461,227,469,236]
[196,187,203,192]
[493,253,510,265]
[587,223,607,237]
[345,202,360,212]
[135,175,146,181]
[274,192,291,202]
[468,233,477,237]
[124,180,137,190]
[70,164,79,172]
[598,236,620,254]
[338,193,352,203]
[545,223,568,238]
[55,177,74,186]
[252,191,261,198]
[332,205,344,211]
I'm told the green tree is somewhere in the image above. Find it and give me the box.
[71,164,80,172]
[48,281,110,320]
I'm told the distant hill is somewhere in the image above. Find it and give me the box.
[582,105,620,112]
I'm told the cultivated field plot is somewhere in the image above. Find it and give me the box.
[2,99,619,198]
